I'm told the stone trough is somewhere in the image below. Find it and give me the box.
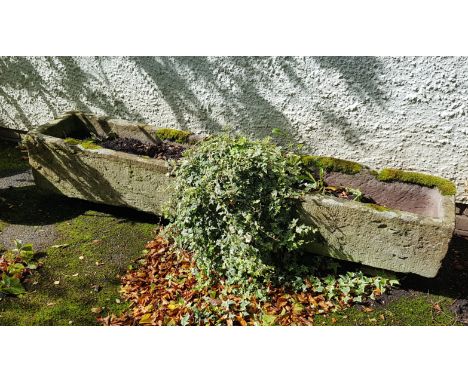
[24,112,455,278]
[301,170,455,277]
[23,112,190,216]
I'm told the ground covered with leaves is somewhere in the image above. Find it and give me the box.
[100,233,468,326]
[100,234,399,326]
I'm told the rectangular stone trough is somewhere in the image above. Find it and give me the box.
[23,112,185,216]
[24,112,455,278]
[300,170,455,277]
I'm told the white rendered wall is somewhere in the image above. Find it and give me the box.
[1,56,467,202]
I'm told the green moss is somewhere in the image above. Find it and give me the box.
[377,168,456,196]
[0,221,7,233]
[0,204,155,325]
[155,128,191,143]
[314,294,459,326]
[0,141,29,176]
[367,203,391,212]
[301,155,363,175]
[64,137,102,150]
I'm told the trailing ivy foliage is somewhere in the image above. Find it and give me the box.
[167,134,315,293]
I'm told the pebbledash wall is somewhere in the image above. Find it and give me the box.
[1,57,468,208]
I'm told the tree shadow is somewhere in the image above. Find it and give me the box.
[175,56,296,140]
[30,144,126,206]
[0,182,161,227]
[0,57,146,129]
[315,106,363,147]
[297,201,355,263]
[130,57,223,132]
[0,185,87,226]
[399,236,468,300]
[1,56,390,152]
[314,56,387,106]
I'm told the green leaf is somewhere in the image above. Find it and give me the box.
[180,313,190,326]
[7,263,25,275]
[20,244,33,252]
[139,313,153,324]
[292,303,304,315]
[0,274,26,296]
[261,314,277,326]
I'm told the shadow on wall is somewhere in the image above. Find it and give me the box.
[314,57,386,105]
[129,56,387,147]
[0,56,387,147]
[0,57,145,129]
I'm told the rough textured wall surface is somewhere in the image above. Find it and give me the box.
[1,56,467,202]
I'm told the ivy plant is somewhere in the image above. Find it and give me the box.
[166,134,317,293]
[0,240,38,296]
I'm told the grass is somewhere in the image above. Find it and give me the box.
[0,187,155,325]
[315,293,459,326]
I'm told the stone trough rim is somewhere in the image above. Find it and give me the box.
[27,111,455,223]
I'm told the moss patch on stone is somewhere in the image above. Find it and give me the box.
[301,155,363,175]
[155,128,191,143]
[64,137,102,150]
[367,203,391,212]
[377,168,456,196]
[0,141,29,176]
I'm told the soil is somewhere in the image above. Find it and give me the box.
[323,186,375,203]
[100,137,186,160]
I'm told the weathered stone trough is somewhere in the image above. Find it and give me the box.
[300,170,455,277]
[23,112,187,216]
[24,112,455,278]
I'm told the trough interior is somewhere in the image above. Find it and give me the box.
[41,114,92,139]
[39,114,444,219]
[40,114,162,145]
[325,171,443,218]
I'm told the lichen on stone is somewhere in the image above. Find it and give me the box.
[301,155,363,175]
[64,137,102,150]
[377,168,456,196]
[154,128,191,143]
[367,203,391,212]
